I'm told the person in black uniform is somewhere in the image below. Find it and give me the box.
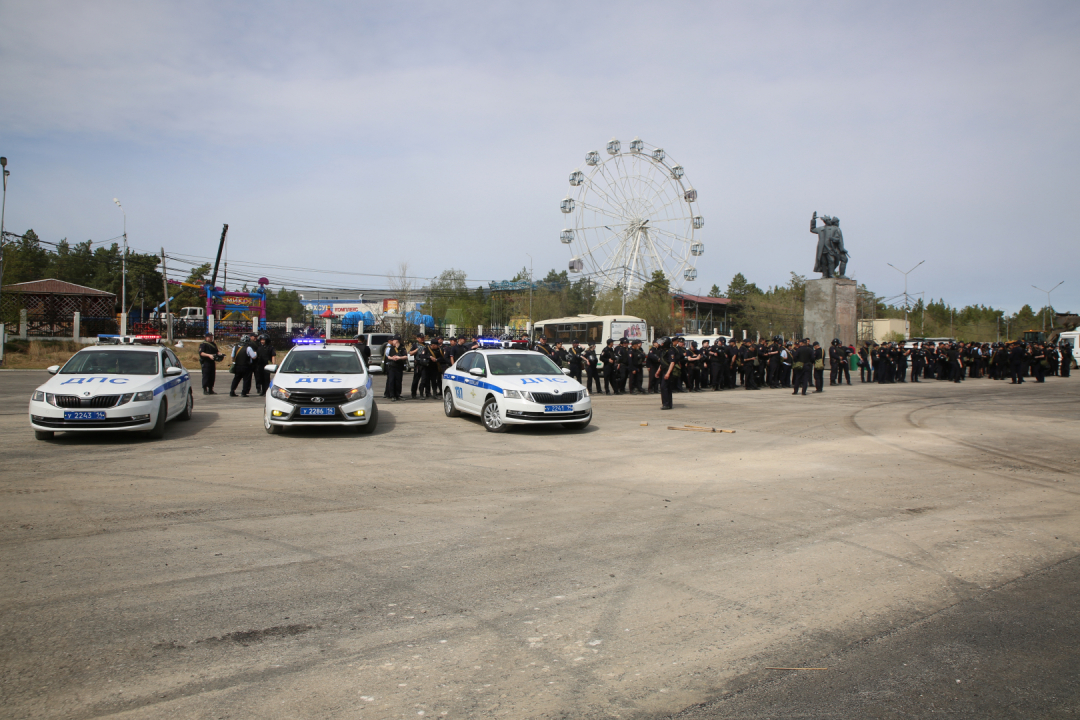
[896,343,909,383]
[812,341,825,392]
[792,339,813,395]
[828,339,842,386]
[1031,343,1047,383]
[449,336,468,365]
[614,338,630,394]
[910,343,924,382]
[567,340,585,383]
[198,332,221,395]
[646,341,661,393]
[552,342,568,371]
[384,336,408,401]
[947,342,964,383]
[437,337,453,393]
[600,339,616,395]
[779,341,793,388]
[229,333,257,397]
[356,336,372,367]
[741,340,758,390]
[409,333,426,399]
[629,339,645,393]
[426,337,444,395]
[584,343,601,393]
[659,337,676,410]
[684,341,701,391]
[254,334,276,396]
[1060,341,1073,378]
[412,335,434,399]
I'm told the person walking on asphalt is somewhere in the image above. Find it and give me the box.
[230,333,258,397]
[198,332,221,395]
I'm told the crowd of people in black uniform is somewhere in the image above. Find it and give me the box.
[195,329,1075,407]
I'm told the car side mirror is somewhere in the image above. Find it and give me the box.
[562,368,571,375]
[469,367,485,377]
[47,365,60,375]
[369,365,383,374]
[264,364,277,373]
[164,366,183,377]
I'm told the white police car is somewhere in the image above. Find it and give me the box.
[29,345,192,440]
[263,339,378,434]
[442,348,592,432]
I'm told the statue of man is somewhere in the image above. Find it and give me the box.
[809,212,851,278]
[828,216,849,278]
[810,211,835,278]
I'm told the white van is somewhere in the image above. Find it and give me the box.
[1059,330,1079,369]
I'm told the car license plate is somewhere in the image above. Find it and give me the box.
[64,411,106,420]
[300,407,336,416]
[544,405,574,413]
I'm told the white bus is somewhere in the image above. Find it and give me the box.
[533,314,648,347]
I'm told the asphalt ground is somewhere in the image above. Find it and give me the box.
[0,369,1078,719]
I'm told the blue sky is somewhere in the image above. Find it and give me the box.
[2,0,1078,312]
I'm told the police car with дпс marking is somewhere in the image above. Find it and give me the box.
[263,339,378,434]
[28,344,193,440]
[442,347,592,432]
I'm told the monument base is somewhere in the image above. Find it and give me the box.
[803,278,856,347]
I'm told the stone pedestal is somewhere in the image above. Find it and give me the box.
[803,278,856,346]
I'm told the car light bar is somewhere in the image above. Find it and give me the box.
[292,338,324,344]
[475,337,503,347]
[96,334,162,345]
[324,339,359,345]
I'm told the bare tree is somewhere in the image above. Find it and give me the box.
[387,261,416,335]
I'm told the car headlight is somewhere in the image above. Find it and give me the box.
[345,386,367,401]
[503,389,522,399]
[270,386,291,400]
[45,393,60,407]
[32,390,45,402]
[582,388,589,398]
[133,391,154,402]
[114,393,135,406]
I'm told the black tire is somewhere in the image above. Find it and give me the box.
[562,414,592,431]
[356,401,379,434]
[34,430,54,441]
[264,413,283,435]
[481,397,508,433]
[147,399,167,439]
[443,389,461,418]
[178,389,193,421]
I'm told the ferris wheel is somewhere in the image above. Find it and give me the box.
[559,137,703,297]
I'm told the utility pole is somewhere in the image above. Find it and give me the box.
[160,248,173,344]
[525,253,533,339]
[1031,281,1063,333]
[113,199,127,335]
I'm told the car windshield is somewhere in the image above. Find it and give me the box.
[279,351,363,374]
[487,353,563,376]
[60,350,159,375]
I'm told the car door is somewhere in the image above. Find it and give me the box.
[450,352,476,412]
[166,348,189,413]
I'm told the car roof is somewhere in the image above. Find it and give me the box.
[468,348,541,353]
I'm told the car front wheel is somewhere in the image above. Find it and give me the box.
[444,389,460,418]
[147,399,167,439]
[264,413,283,435]
[34,430,54,441]
[481,397,508,433]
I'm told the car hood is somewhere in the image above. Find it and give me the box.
[271,373,370,390]
[40,374,160,394]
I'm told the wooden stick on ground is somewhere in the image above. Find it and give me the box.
[670,425,737,433]
[764,667,828,671]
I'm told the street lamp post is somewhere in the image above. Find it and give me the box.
[887,260,924,337]
[113,199,128,336]
[1031,281,1064,334]
[0,157,8,364]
